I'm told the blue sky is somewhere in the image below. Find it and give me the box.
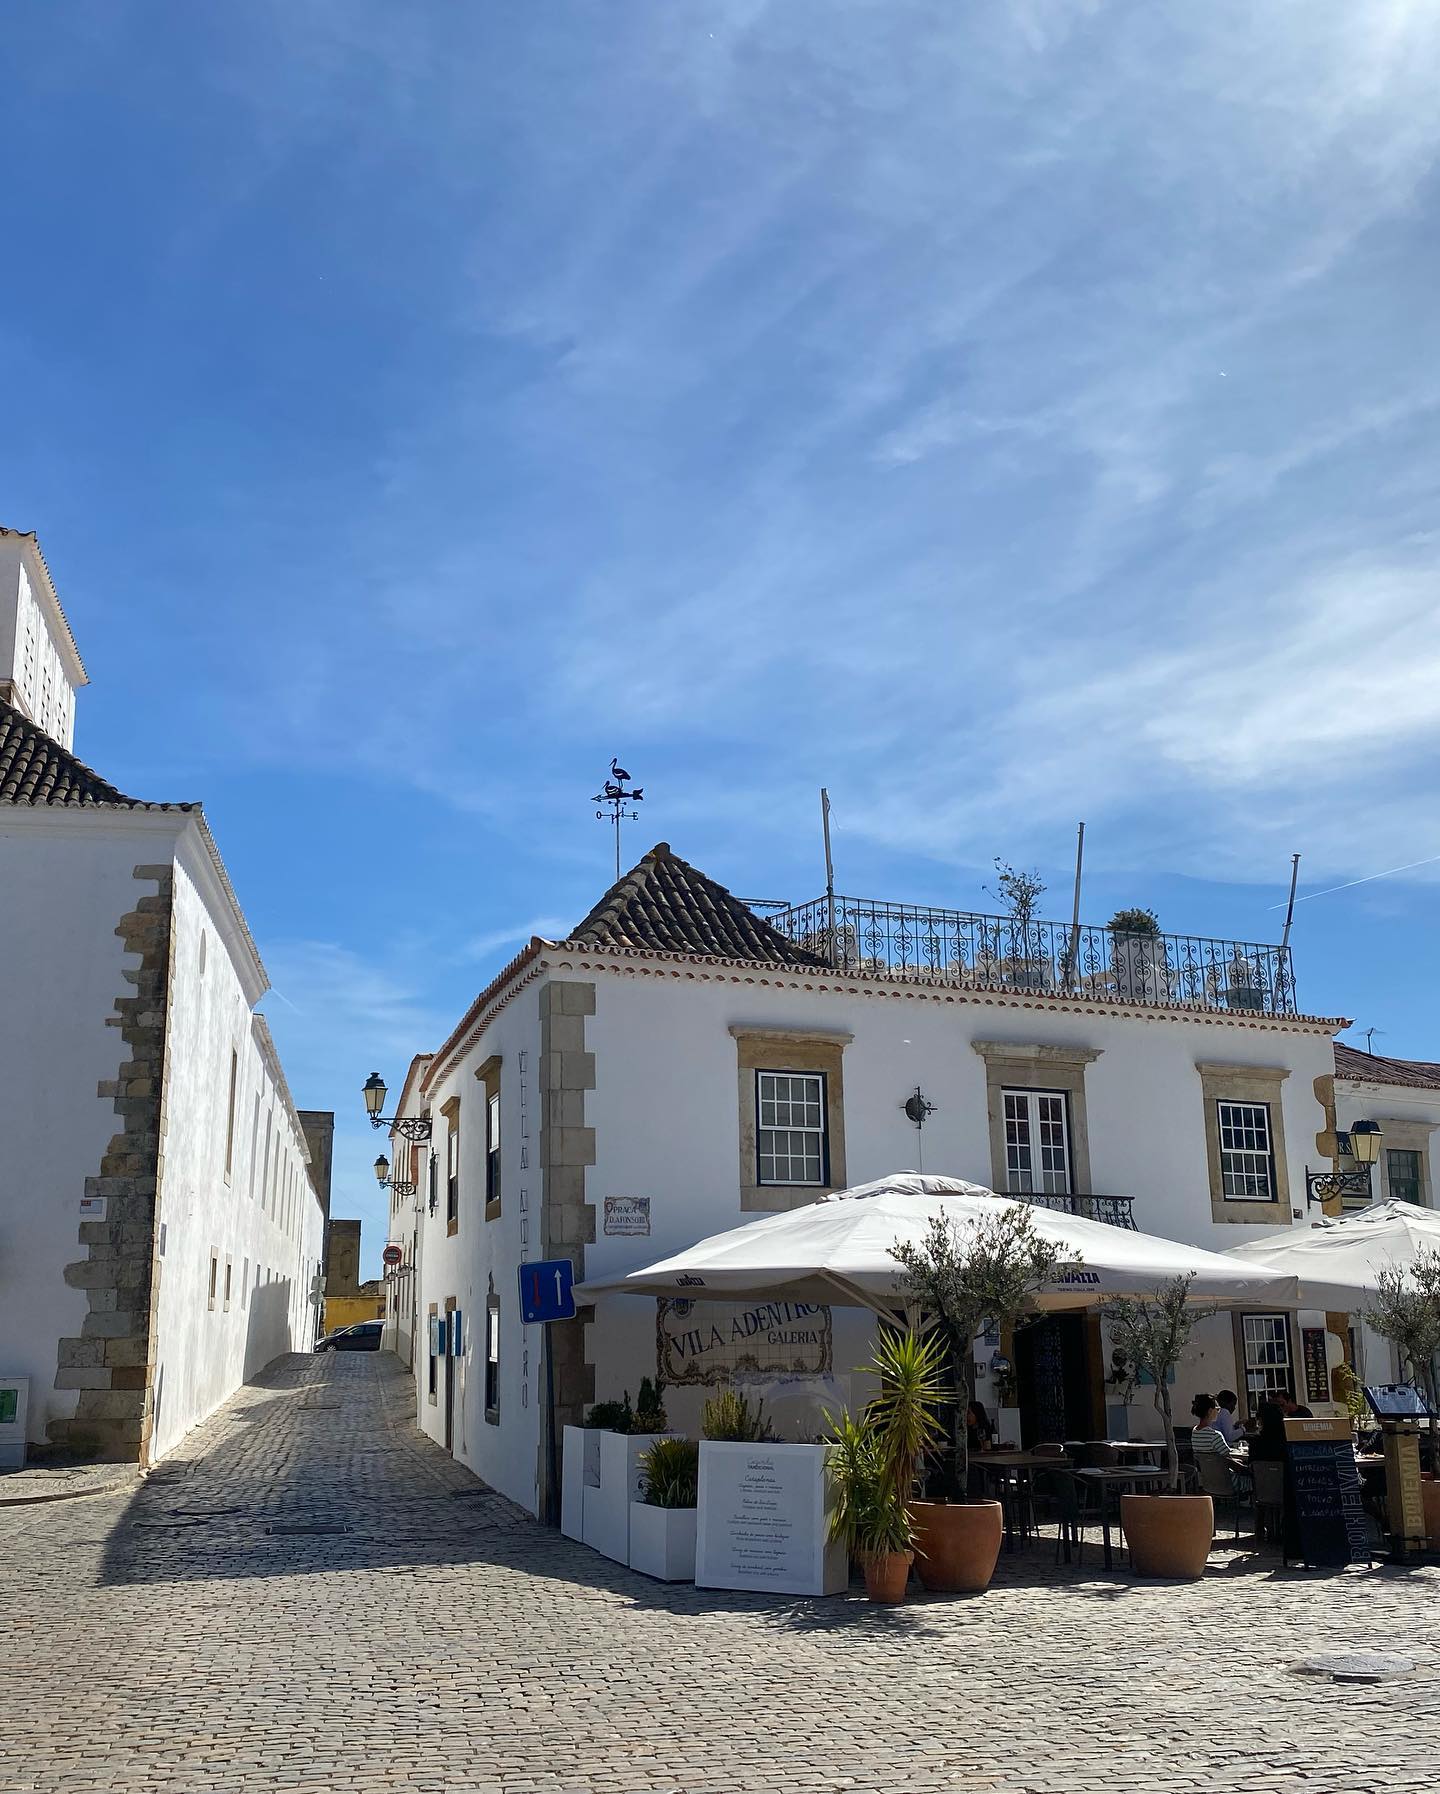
[5,3,1439,1273]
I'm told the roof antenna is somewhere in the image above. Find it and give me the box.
[1277,853,1301,1006]
[593,757,643,883]
[820,788,837,967]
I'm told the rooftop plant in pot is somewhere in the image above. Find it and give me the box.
[1105,1273,1217,1578]
[890,1204,1080,1592]
[826,1326,949,1602]
[1107,907,1169,1002]
[1364,1248,1440,1542]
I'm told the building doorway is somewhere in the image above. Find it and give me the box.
[443,1297,457,1454]
[1014,1314,1103,1445]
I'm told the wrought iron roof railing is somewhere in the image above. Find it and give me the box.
[1020,1192,1137,1230]
[766,895,1297,1016]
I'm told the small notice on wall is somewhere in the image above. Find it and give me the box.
[603,1196,651,1237]
[1301,1326,1331,1406]
[79,1195,107,1222]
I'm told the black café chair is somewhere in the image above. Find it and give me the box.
[1035,1467,1105,1566]
[1192,1449,1250,1541]
[1070,1440,1118,1469]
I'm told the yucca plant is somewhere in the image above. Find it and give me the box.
[639,1437,699,1509]
[866,1325,951,1501]
[700,1388,774,1442]
[826,1410,914,1560]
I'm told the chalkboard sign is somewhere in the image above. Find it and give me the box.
[1283,1417,1370,1567]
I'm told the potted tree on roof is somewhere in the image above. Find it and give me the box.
[983,861,1053,992]
[891,1204,1080,1593]
[1365,1248,1440,1545]
[1105,1274,1217,1578]
[1107,907,1170,1005]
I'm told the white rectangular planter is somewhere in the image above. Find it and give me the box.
[628,1502,697,1581]
[996,1406,1023,1449]
[695,1440,847,1597]
[560,1425,587,1541]
[582,1431,674,1565]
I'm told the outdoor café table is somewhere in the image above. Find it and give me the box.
[1073,1466,1168,1569]
[1109,1441,1163,1466]
[976,1451,1069,1552]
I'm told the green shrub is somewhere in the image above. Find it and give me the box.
[700,1388,774,1442]
[639,1437,699,1508]
[631,1376,668,1434]
[1107,906,1161,936]
[584,1396,633,1431]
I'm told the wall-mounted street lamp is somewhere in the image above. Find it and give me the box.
[361,1073,432,1142]
[1306,1117,1383,1208]
[373,1154,417,1201]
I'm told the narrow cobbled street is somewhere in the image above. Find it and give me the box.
[5,1353,1439,1794]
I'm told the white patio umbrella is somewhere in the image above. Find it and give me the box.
[1225,1200,1440,1309]
[574,1172,1305,1314]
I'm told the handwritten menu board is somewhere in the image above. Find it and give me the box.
[1300,1327,1331,1407]
[1283,1417,1370,1567]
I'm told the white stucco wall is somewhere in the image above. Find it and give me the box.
[414,948,1343,1507]
[147,842,324,1460]
[411,991,544,1513]
[0,808,322,1458]
[0,811,179,1444]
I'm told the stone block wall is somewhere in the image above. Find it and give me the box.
[48,863,174,1461]
[538,980,596,1433]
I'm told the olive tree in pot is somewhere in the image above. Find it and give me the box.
[891,1204,1080,1592]
[827,1326,949,1602]
[1365,1248,1440,1543]
[1105,1273,1217,1578]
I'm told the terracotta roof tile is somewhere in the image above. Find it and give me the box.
[0,695,192,811]
[1334,1041,1440,1091]
[567,842,827,968]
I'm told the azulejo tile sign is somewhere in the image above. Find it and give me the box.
[603,1196,651,1236]
[656,1298,832,1386]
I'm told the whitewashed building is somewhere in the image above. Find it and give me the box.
[386,841,1364,1520]
[0,527,326,1462]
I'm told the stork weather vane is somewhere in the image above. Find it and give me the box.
[593,757,644,881]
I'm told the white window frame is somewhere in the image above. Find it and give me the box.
[1217,1100,1275,1201]
[756,1070,828,1187]
[1241,1312,1293,1404]
[1002,1088,1072,1195]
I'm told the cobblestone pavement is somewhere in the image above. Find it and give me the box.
[4,1353,1438,1794]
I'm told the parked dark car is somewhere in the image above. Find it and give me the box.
[315,1320,383,1353]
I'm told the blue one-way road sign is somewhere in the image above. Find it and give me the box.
[518,1258,577,1324]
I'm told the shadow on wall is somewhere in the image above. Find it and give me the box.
[150,1278,297,1465]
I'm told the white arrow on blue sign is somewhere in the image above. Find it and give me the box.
[518,1258,577,1324]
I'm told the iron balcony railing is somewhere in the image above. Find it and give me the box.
[767,895,1297,1016]
[1020,1192,1137,1230]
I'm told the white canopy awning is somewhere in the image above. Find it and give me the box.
[574,1173,1310,1315]
[1225,1200,1440,1309]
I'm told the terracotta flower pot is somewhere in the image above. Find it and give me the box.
[862,1549,912,1603]
[1421,1476,1440,1546]
[1120,1493,1214,1579]
[909,1500,1004,1593]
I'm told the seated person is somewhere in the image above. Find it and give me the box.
[1212,1389,1241,1445]
[1274,1386,1313,1420]
[1246,1400,1289,1462]
[966,1398,996,1453]
[1190,1394,1250,1486]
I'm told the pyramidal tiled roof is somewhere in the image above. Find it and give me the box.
[1335,1041,1440,1092]
[0,695,192,810]
[567,842,827,967]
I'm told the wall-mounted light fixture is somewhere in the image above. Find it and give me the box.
[362,1073,432,1141]
[1306,1117,1383,1208]
[373,1154,417,1201]
[903,1087,937,1127]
